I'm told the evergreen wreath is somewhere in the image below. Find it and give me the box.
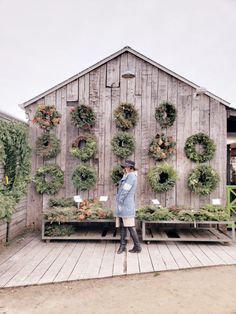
[36,132,61,160]
[187,165,220,195]
[70,104,96,130]
[33,105,61,131]
[149,133,176,161]
[72,165,96,191]
[111,165,124,185]
[33,164,64,195]
[148,163,177,192]
[114,103,139,130]
[71,135,97,161]
[111,132,135,158]
[155,102,177,128]
[184,133,216,163]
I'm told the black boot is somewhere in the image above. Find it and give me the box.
[128,227,142,253]
[117,220,127,254]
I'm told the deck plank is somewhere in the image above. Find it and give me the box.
[23,242,67,285]
[98,242,116,278]
[156,243,179,270]
[38,243,77,284]
[137,244,153,273]
[206,244,236,265]
[54,242,85,282]
[166,242,191,269]
[186,244,215,266]
[69,242,96,280]
[197,244,226,265]
[113,242,126,276]
[176,243,202,267]
[147,243,166,271]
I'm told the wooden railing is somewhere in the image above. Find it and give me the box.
[226,185,236,216]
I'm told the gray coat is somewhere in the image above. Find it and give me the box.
[115,171,137,218]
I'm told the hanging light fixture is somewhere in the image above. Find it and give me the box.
[121,70,135,79]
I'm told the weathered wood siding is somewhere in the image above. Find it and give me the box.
[26,52,227,228]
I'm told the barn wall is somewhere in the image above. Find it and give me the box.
[26,52,227,228]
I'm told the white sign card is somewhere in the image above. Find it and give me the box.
[212,198,221,205]
[152,199,160,205]
[74,195,83,203]
[99,196,108,202]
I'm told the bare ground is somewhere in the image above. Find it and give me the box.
[0,266,236,314]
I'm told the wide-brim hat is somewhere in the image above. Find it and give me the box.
[120,160,137,170]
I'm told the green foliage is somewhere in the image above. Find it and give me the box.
[149,133,176,161]
[114,103,139,130]
[36,132,61,160]
[0,195,16,222]
[71,135,97,161]
[48,197,76,208]
[0,120,31,204]
[111,132,135,158]
[44,207,77,223]
[44,223,75,237]
[188,165,220,195]
[148,163,177,192]
[70,105,96,130]
[33,164,64,195]
[72,165,96,191]
[111,165,124,185]
[137,204,229,222]
[0,139,6,164]
[137,205,174,221]
[155,102,177,128]
[33,105,61,131]
[184,133,216,163]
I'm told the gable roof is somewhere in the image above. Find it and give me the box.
[20,46,231,108]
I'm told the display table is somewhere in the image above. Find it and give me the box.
[141,220,235,243]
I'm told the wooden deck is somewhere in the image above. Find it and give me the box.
[1,232,236,288]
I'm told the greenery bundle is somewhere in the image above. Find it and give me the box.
[33,164,64,195]
[0,120,31,204]
[111,132,135,158]
[70,105,96,130]
[33,105,61,131]
[44,207,77,223]
[149,133,176,161]
[48,197,76,208]
[71,135,97,161]
[0,195,16,222]
[72,165,96,191]
[111,165,124,185]
[187,165,220,195]
[148,163,177,192]
[114,103,139,130]
[137,204,229,222]
[36,132,61,160]
[44,224,75,237]
[184,133,216,163]
[155,102,177,128]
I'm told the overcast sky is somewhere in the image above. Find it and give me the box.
[0,0,235,121]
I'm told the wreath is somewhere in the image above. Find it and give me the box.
[70,105,96,130]
[149,133,176,161]
[111,132,135,158]
[184,133,216,163]
[72,165,96,191]
[187,165,220,195]
[71,135,97,161]
[36,133,61,160]
[155,102,177,128]
[148,163,177,192]
[111,165,124,185]
[33,105,61,131]
[114,103,138,130]
[33,164,64,195]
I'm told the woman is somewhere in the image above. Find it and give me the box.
[115,160,142,254]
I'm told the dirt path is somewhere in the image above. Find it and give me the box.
[0,266,236,314]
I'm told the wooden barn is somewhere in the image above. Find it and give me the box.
[20,46,234,229]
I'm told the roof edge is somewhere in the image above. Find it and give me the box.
[20,46,231,108]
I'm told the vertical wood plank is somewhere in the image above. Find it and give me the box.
[106,57,120,88]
